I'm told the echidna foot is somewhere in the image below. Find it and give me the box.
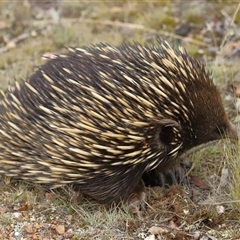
[126,179,147,211]
[142,154,191,187]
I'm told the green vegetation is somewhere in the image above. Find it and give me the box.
[0,1,239,239]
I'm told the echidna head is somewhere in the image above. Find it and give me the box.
[182,81,237,147]
[146,42,237,159]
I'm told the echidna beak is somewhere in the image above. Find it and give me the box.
[227,122,238,140]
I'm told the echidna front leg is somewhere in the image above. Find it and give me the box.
[142,154,191,187]
[126,179,147,210]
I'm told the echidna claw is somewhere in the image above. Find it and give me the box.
[157,173,166,187]
[142,155,191,188]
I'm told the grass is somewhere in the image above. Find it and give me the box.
[0,0,240,239]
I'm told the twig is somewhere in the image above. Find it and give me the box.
[80,19,207,47]
[36,17,207,47]
[199,199,240,205]
[215,2,240,63]
[0,32,29,54]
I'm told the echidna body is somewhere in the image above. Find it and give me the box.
[0,41,237,203]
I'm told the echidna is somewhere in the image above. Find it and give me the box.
[0,41,237,204]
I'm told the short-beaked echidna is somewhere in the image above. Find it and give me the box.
[0,41,237,203]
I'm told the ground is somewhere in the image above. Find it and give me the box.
[0,1,240,239]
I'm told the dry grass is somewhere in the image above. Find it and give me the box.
[0,1,240,239]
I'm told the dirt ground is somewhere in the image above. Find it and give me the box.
[0,1,240,239]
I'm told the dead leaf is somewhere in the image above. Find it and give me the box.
[24,224,34,233]
[45,192,56,202]
[148,226,169,235]
[169,220,178,229]
[56,225,65,235]
[190,176,210,189]
[18,203,28,211]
